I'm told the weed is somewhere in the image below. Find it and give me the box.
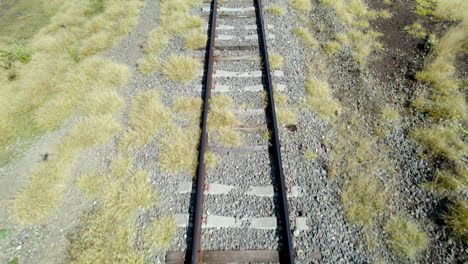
[385,216,428,259]
[324,41,342,54]
[268,53,284,70]
[294,27,319,47]
[445,201,468,240]
[8,258,18,264]
[266,5,286,16]
[184,30,207,50]
[414,0,437,16]
[379,10,392,18]
[342,175,386,226]
[303,78,341,121]
[304,149,317,160]
[262,131,272,141]
[138,56,160,75]
[289,0,313,12]
[0,43,33,69]
[162,55,201,83]
[145,216,176,248]
[205,152,219,168]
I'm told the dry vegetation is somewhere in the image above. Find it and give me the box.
[208,94,242,146]
[266,4,286,17]
[289,0,313,12]
[162,55,201,83]
[294,27,319,47]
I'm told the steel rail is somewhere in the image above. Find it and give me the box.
[190,0,218,263]
[254,0,295,263]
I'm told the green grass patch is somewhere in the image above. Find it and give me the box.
[385,216,428,259]
[0,229,11,240]
[85,0,105,17]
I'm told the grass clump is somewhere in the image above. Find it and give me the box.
[411,126,467,162]
[70,157,157,263]
[276,108,297,125]
[184,30,207,50]
[430,168,467,195]
[294,27,319,47]
[304,149,318,160]
[144,29,169,55]
[162,55,201,83]
[381,107,400,121]
[444,201,468,240]
[121,90,172,150]
[268,53,284,70]
[158,127,200,174]
[138,57,160,75]
[303,78,341,121]
[205,152,219,168]
[67,115,121,148]
[289,0,313,12]
[145,216,176,248]
[324,41,342,54]
[385,216,428,259]
[404,22,427,38]
[79,91,125,116]
[0,229,11,240]
[266,5,286,16]
[0,43,33,70]
[208,94,241,146]
[342,175,386,226]
[172,96,202,122]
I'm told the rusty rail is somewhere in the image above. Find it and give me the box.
[254,0,295,263]
[189,0,218,263]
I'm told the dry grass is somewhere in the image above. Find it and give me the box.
[268,53,284,70]
[276,108,297,125]
[266,5,286,16]
[324,41,342,54]
[208,94,241,146]
[145,216,176,248]
[184,30,207,50]
[162,55,201,83]
[294,27,319,47]
[67,115,121,148]
[138,56,160,75]
[381,107,400,121]
[121,90,172,150]
[342,175,386,226]
[172,96,202,122]
[144,29,169,55]
[430,168,467,195]
[79,91,125,116]
[444,201,468,240]
[205,152,219,168]
[304,149,317,160]
[289,0,313,12]
[158,127,200,174]
[385,216,428,259]
[303,78,341,121]
[70,156,157,264]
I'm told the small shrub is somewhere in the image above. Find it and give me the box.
[162,55,201,83]
[385,216,428,259]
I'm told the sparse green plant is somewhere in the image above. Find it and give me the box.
[145,216,176,248]
[163,55,201,83]
[0,43,33,69]
[379,10,392,18]
[414,0,437,16]
[294,27,319,47]
[381,107,400,121]
[404,22,427,38]
[0,229,11,240]
[385,216,428,259]
[85,0,105,17]
[289,0,313,12]
[303,78,341,121]
[262,131,272,141]
[324,41,342,54]
[8,258,19,264]
[304,149,318,160]
[266,5,286,16]
[269,53,284,69]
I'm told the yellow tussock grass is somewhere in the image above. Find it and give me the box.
[144,29,169,55]
[268,53,284,70]
[385,216,428,259]
[294,27,319,47]
[138,56,160,75]
[266,5,286,16]
[68,114,121,148]
[158,127,200,174]
[324,41,342,54]
[79,91,125,116]
[381,107,400,121]
[289,0,313,12]
[144,216,176,248]
[122,90,172,149]
[173,96,203,121]
[304,78,341,121]
[411,126,467,162]
[184,30,207,50]
[444,200,468,240]
[208,94,241,146]
[276,108,297,125]
[162,55,201,83]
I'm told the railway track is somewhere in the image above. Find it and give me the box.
[167,1,299,263]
